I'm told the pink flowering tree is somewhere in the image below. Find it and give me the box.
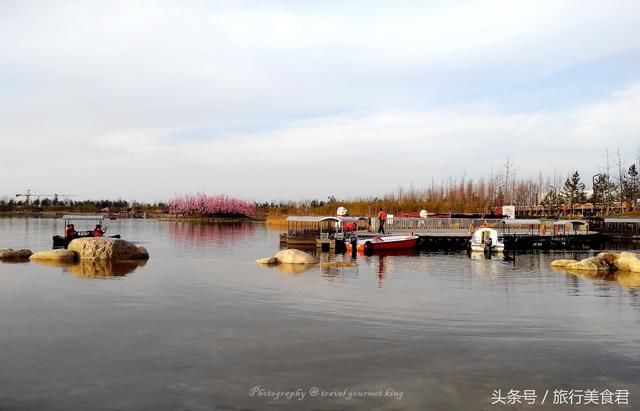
[168,193,256,218]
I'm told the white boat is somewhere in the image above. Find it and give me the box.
[469,227,504,252]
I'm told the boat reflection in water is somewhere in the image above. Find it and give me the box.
[31,259,147,279]
[362,249,418,287]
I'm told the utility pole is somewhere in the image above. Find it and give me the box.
[617,147,624,213]
[606,149,611,215]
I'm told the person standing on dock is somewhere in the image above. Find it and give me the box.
[377,208,387,234]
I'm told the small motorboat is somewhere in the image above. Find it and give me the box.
[52,233,121,248]
[347,235,419,254]
[52,214,120,248]
[469,227,504,253]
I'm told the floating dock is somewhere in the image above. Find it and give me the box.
[358,232,638,251]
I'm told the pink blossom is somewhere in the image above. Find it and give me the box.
[168,193,256,217]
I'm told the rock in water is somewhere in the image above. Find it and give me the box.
[29,249,77,262]
[256,257,278,265]
[596,252,620,265]
[0,248,33,260]
[567,256,613,273]
[550,259,578,268]
[68,238,149,260]
[273,249,318,264]
[614,252,640,272]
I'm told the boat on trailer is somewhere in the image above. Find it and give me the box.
[346,235,419,254]
[469,227,504,253]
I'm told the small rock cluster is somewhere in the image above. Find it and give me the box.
[0,248,33,260]
[1,238,149,265]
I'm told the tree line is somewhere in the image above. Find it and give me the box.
[3,156,639,217]
[259,161,640,216]
[0,197,166,213]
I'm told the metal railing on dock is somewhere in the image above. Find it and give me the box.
[371,217,503,232]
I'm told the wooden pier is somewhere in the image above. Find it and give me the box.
[358,231,637,251]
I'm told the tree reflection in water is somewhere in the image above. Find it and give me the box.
[168,222,255,249]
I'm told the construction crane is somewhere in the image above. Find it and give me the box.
[15,189,77,205]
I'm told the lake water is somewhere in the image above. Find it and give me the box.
[0,218,639,410]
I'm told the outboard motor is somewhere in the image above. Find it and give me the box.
[350,235,358,258]
[484,236,493,256]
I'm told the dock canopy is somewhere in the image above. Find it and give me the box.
[553,220,588,235]
[286,216,367,237]
[501,219,542,225]
[287,216,340,223]
[286,216,367,224]
[500,218,543,235]
[62,214,104,221]
[604,218,640,223]
[553,220,587,225]
[602,217,640,234]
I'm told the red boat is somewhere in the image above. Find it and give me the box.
[347,235,419,254]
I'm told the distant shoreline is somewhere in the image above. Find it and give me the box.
[0,211,265,222]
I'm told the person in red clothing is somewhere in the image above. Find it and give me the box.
[92,224,107,237]
[377,208,387,234]
[65,224,78,239]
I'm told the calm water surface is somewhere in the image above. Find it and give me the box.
[0,218,639,410]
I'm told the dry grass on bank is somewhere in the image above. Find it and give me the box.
[265,215,288,227]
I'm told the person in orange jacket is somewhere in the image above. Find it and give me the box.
[377,208,387,235]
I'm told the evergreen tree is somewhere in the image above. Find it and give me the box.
[560,171,586,206]
[541,190,560,214]
[622,164,640,210]
[591,173,617,204]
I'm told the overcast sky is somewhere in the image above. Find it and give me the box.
[1,0,639,202]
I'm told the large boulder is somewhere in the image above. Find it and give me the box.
[550,259,578,268]
[256,249,318,265]
[0,248,33,260]
[256,256,278,265]
[614,252,640,272]
[68,237,149,260]
[273,249,318,264]
[567,256,613,272]
[30,249,77,262]
[596,252,620,265]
